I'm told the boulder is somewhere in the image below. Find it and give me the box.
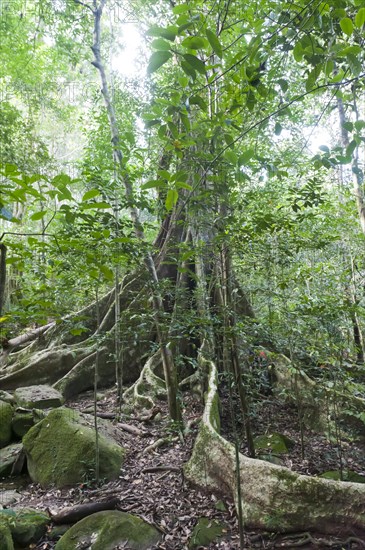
[13,385,64,409]
[0,400,13,448]
[0,490,22,509]
[189,517,226,548]
[11,408,46,438]
[0,521,14,550]
[0,391,15,404]
[0,443,23,476]
[54,510,161,550]
[23,408,125,487]
[0,508,50,546]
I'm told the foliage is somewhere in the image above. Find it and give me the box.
[1,0,365,381]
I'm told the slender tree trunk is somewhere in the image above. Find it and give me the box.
[76,0,181,421]
[222,244,255,458]
[337,97,365,234]
[0,243,7,316]
[337,97,365,362]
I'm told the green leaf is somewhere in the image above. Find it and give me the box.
[144,119,161,128]
[239,149,255,164]
[30,211,47,221]
[147,25,178,41]
[355,120,365,131]
[165,189,179,211]
[82,188,100,201]
[141,180,165,190]
[175,181,192,190]
[157,170,171,180]
[183,54,206,74]
[346,140,357,157]
[347,53,362,76]
[324,60,334,76]
[172,3,189,14]
[181,60,196,79]
[147,51,172,74]
[305,65,322,92]
[293,42,303,62]
[171,170,188,183]
[277,79,289,92]
[4,164,20,176]
[224,150,237,164]
[189,94,207,111]
[340,17,354,36]
[254,433,294,454]
[355,7,365,27]
[182,36,208,50]
[180,113,191,131]
[205,29,223,58]
[52,174,72,186]
[151,38,171,51]
[99,265,114,281]
[81,202,111,210]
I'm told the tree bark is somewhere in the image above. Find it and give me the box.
[0,243,6,316]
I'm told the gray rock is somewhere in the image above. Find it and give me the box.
[0,444,23,476]
[0,490,22,508]
[14,385,64,409]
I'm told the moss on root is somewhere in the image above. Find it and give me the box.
[185,354,365,536]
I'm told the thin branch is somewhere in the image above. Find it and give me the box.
[73,0,95,13]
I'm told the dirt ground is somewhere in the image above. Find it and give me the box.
[2,386,365,549]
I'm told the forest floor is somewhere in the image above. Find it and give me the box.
[3,386,365,550]
[220,390,365,480]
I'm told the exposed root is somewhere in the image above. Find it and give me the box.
[117,423,149,437]
[268,533,365,548]
[142,436,178,454]
[185,348,365,536]
[123,352,166,411]
[0,273,153,395]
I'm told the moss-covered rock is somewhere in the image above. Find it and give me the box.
[0,443,23,476]
[0,391,15,405]
[0,508,50,546]
[22,407,125,487]
[0,400,13,448]
[48,524,70,541]
[0,521,14,550]
[54,510,161,550]
[14,385,64,409]
[11,408,46,438]
[189,517,226,548]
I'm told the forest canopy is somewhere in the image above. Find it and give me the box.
[1,0,365,364]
